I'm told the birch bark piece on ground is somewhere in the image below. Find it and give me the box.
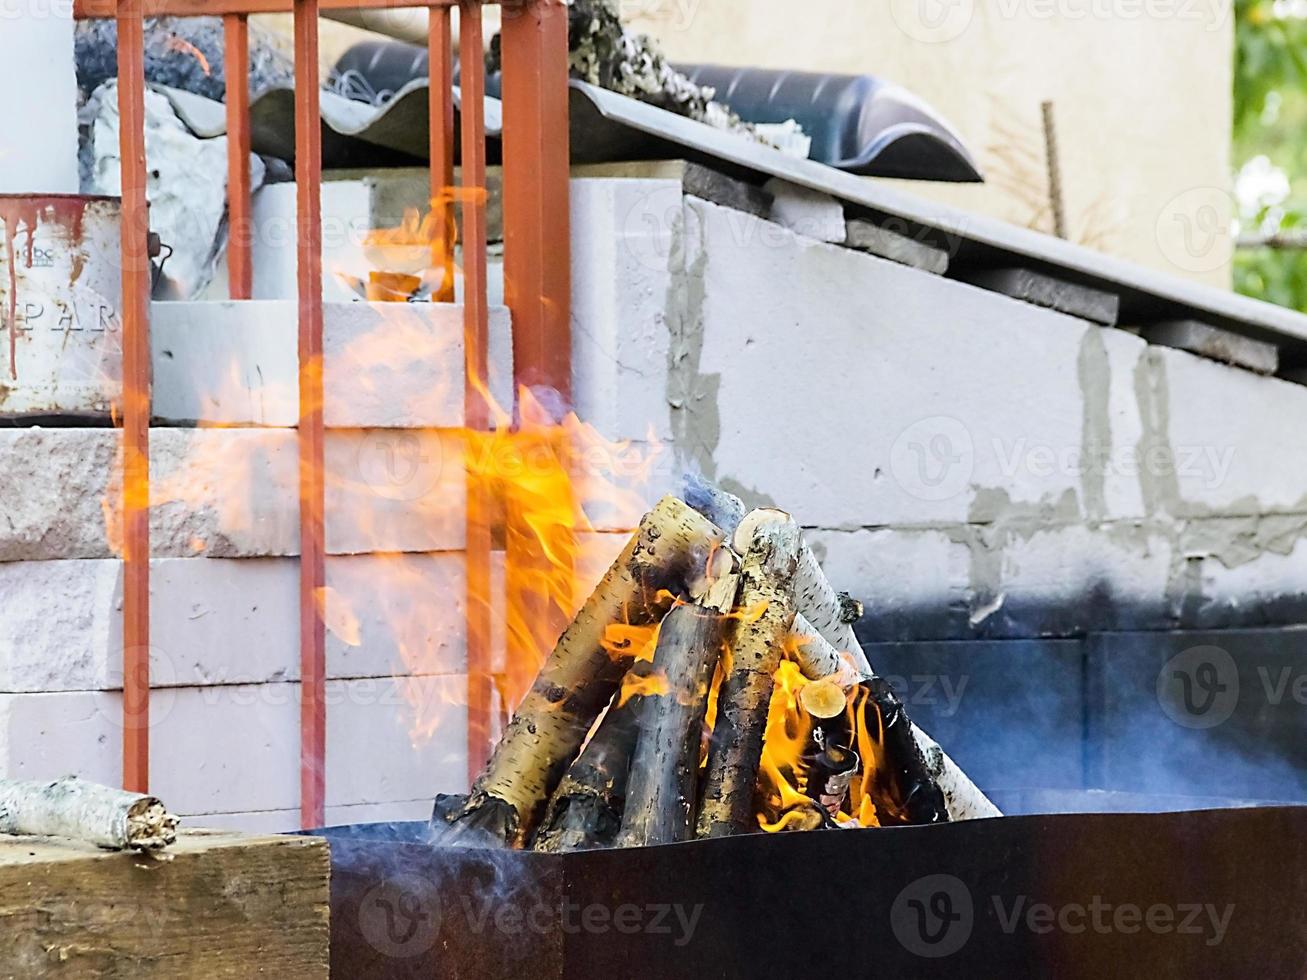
[0,776,178,851]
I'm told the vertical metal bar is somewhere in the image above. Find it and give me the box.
[294,0,326,830]
[459,0,493,783]
[428,5,455,302]
[116,0,151,795]
[224,13,253,299]
[498,0,576,726]
[500,0,571,402]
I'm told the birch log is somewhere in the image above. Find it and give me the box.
[734,512,1000,821]
[617,554,741,848]
[438,496,727,848]
[735,509,870,675]
[0,776,178,851]
[695,513,802,839]
[532,682,645,853]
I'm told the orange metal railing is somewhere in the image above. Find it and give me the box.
[73,0,571,828]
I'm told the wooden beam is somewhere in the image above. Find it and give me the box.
[0,832,329,977]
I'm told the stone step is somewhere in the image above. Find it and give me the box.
[152,300,514,428]
[0,555,467,693]
[0,676,468,815]
[0,427,465,560]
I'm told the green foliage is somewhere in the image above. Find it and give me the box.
[1234,0,1307,311]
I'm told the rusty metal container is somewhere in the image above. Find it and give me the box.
[0,194,123,419]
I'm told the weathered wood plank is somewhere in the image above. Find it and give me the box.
[0,830,329,979]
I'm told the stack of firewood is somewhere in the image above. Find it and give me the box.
[433,488,1000,851]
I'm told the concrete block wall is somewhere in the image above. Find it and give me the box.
[568,178,1307,643]
[0,301,502,831]
[567,173,1307,806]
[5,170,1307,822]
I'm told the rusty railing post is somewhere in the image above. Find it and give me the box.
[293,0,326,830]
[428,4,456,303]
[458,0,494,783]
[500,0,571,402]
[224,13,253,299]
[497,0,575,730]
[116,0,152,795]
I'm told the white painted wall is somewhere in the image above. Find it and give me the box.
[0,2,80,194]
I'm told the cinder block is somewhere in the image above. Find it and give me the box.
[1147,346,1307,516]
[958,267,1121,326]
[1086,630,1307,801]
[152,300,514,428]
[1184,523,1307,629]
[0,428,297,561]
[864,639,1087,792]
[1141,319,1278,376]
[326,675,467,806]
[570,178,679,442]
[0,427,466,560]
[680,197,1142,529]
[763,178,847,244]
[325,553,466,680]
[844,218,950,274]
[0,676,468,815]
[326,429,466,555]
[977,523,1174,637]
[0,554,467,692]
[806,528,972,642]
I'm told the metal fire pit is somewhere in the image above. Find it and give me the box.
[311,805,1307,979]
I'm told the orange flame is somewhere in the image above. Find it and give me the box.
[619,668,670,707]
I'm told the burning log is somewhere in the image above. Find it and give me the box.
[912,726,1003,822]
[0,776,178,851]
[849,679,950,826]
[617,553,742,848]
[789,613,865,689]
[533,679,647,853]
[437,496,727,848]
[715,499,999,823]
[735,509,870,675]
[696,513,803,839]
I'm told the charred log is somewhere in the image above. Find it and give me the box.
[695,513,803,839]
[849,678,950,826]
[434,496,726,849]
[533,682,646,853]
[618,554,740,848]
